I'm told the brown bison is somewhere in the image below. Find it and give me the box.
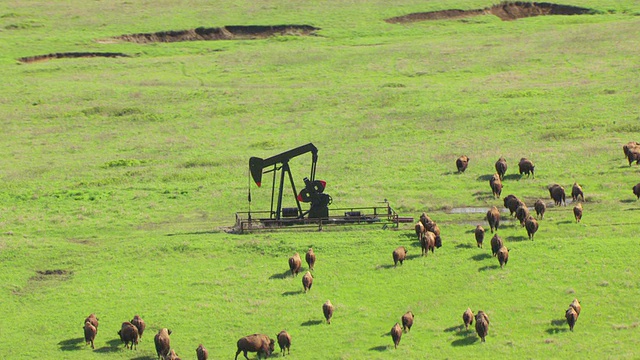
[463,308,474,330]
[83,321,97,349]
[515,204,530,226]
[518,158,535,178]
[165,349,181,360]
[456,155,469,173]
[489,174,503,198]
[495,157,507,180]
[130,315,146,339]
[391,322,402,349]
[497,246,509,268]
[421,231,436,256]
[302,271,313,293]
[634,183,640,199]
[419,212,434,229]
[393,246,407,266]
[118,322,139,350]
[402,311,414,333]
[277,330,291,356]
[84,313,99,332]
[323,300,334,324]
[154,328,172,359]
[196,344,209,360]
[503,194,524,217]
[288,253,302,277]
[235,334,275,360]
[475,311,490,342]
[570,298,582,317]
[548,184,566,206]
[534,199,546,219]
[525,216,539,241]
[490,234,503,257]
[431,223,442,248]
[572,182,584,202]
[474,225,485,248]
[305,248,316,270]
[623,141,640,159]
[573,203,583,223]
[414,222,426,242]
[486,206,500,233]
[566,306,578,331]
[627,148,640,165]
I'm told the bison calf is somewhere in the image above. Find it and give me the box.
[391,323,402,349]
[83,321,97,349]
[393,246,407,266]
[573,203,583,223]
[277,330,291,356]
[456,155,469,173]
[235,334,274,360]
[323,300,334,324]
[463,308,474,331]
[474,225,485,248]
[401,311,414,333]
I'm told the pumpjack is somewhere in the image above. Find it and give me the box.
[233,143,412,233]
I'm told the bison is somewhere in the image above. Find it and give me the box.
[534,199,546,219]
[83,321,97,349]
[503,194,524,217]
[628,149,640,166]
[623,141,640,159]
[456,155,469,173]
[463,308,474,330]
[566,306,578,331]
[474,225,485,248]
[573,203,583,223]
[130,315,146,339]
[323,300,334,324]
[486,206,500,233]
[525,216,539,241]
[548,184,566,206]
[288,253,302,277]
[154,328,172,359]
[118,322,139,350]
[475,311,490,342]
[165,349,181,360]
[401,311,414,333]
[302,271,313,293]
[235,334,274,360]
[414,222,426,242]
[634,183,640,199]
[391,322,402,349]
[84,313,99,332]
[495,157,507,180]
[570,298,582,317]
[421,231,436,256]
[572,182,584,202]
[393,246,407,266]
[305,248,316,271]
[432,223,442,248]
[490,234,503,257]
[515,204,530,226]
[490,174,503,198]
[419,212,434,229]
[497,246,509,268]
[518,158,535,178]
[277,330,291,356]
[196,344,209,360]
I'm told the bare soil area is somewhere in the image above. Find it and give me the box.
[18,52,129,63]
[113,25,319,43]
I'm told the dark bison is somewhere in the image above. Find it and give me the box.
[118,322,139,350]
[634,183,640,199]
[463,308,474,330]
[503,194,524,217]
[623,141,640,159]
[196,344,209,360]
[518,158,535,178]
[475,311,490,342]
[628,149,640,166]
[302,271,313,293]
[83,321,97,349]
[548,184,566,206]
[277,330,291,357]
[431,223,442,248]
[474,225,485,248]
[154,328,172,359]
[572,182,584,202]
[497,246,509,268]
[130,315,146,339]
[570,298,582,317]
[391,322,402,349]
[566,306,578,331]
[421,231,436,256]
[573,203,583,223]
[456,155,469,173]
[489,174,503,198]
[84,313,99,332]
[486,206,500,233]
[402,311,414,333]
[534,199,546,219]
[288,253,302,277]
[305,248,316,270]
[393,246,407,266]
[419,212,434,229]
[490,234,503,257]
[515,204,530,226]
[495,157,507,180]
[235,334,274,360]
[165,349,181,360]
[323,300,334,324]
[525,216,539,240]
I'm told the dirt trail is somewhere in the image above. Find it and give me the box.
[113,25,319,43]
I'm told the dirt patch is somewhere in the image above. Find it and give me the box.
[113,25,320,43]
[35,269,72,277]
[18,52,129,64]
[385,1,594,23]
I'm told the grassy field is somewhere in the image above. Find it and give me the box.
[1,0,639,358]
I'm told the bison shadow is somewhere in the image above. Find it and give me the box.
[58,337,84,351]
[456,243,474,249]
[131,356,157,360]
[451,336,479,346]
[556,220,574,225]
[546,327,568,334]
[93,338,122,353]
[551,319,567,326]
[301,320,323,326]
[620,199,638,204]
[369,345,389,352]
[505,235,528,242]
[476,174,495,181]
[503,174,521,181]
[444,324,471,337]
[470,253,492,261]
[376,264,397,270]
[282,290,303,296]
[270,270,292,279]
[406,254,423,261]
[478,264,500,272]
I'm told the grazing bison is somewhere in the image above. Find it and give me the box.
[456,155,469,173]
[525,216,539,240]
[305,248,316,271]
[421,231,436,256]
[570,298,582,317]
[486,206,500,233]
[489,174,503,198]
[118,322,139,350]
[235,334,274,360]
[573,203,583,223]
[518,158,535,178]
[634,183,640,199]
[495,157,507,180]
[474,225,485,248]
[391,322,402,349]
[154,328,172,359]
[83,321,97,349]
[393,246,407,266]
[534,199,546,219]
[196,344,209,360]
[497,246,509,268]
[515,204,530,227]
[288,253,302,277]
[165,349,181,360]
[323,300,334,324]
[277,330,291,356]
[490,234,503,257]
[130,315,146,339]
[302,271,313,293]
[572,182,584,202]
[503,194,524,217]
[402,311,414,333]
[84,313,99,332]
[475,311,490,342]
[548,184,566,206]
[414,222,426,242]
[566,306,578,331]
[463,308,474,330]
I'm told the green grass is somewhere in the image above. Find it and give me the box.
[1,0,640,358]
